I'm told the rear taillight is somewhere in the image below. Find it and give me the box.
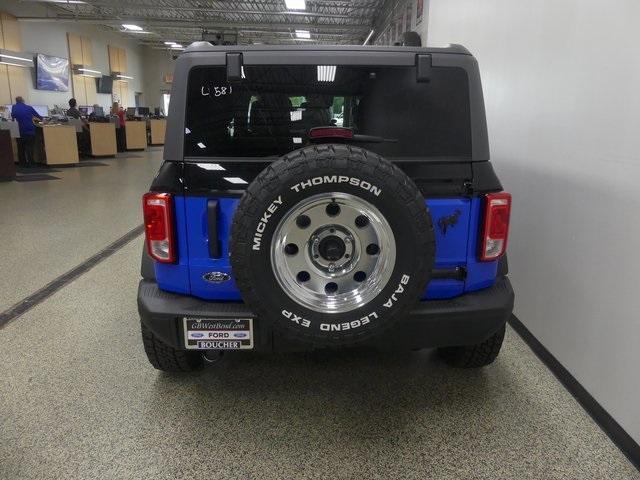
[480,192,511,262]
[143,192,176,263]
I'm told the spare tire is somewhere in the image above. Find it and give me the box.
[230,144,434,345]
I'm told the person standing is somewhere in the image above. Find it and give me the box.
[11,96,43,167]
[66,98,82,119]
[112,102,127,152]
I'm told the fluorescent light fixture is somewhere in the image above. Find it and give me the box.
[317,65,336,82]
[285,0,306,9]
[224,177,248,185]
[78,67,101,74]
[197,163,226,171]
[164,41,177,45]
[122,24,143,31]
[197,142,206,149]
[295,30,310,39]
[116,74,134,79]
[170,44,184,49]
[0,61,29,68]
[0,52,33,63]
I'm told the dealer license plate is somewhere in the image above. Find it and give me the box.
[183,317,254,350]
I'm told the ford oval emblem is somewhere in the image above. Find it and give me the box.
[203,272,231,283]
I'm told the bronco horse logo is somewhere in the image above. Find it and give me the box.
[438,209,462,235]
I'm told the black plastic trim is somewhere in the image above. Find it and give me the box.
[226,52,242,81]
[432,267,466,281]
[509,316,640,472]
[416,54,431,82]
[137,277,513,351]
[207,199,221,258]
[149,161,183,194]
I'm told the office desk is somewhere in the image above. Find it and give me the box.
[148,119,166,145]
[34,125,79,165]
[0,120,19,168]
[125,121,147,150]
[89,122,117,157]
[0,129,16,180]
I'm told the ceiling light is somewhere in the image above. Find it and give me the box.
[0,61,29,68]
[224,177,248,185]
[116,74,133,79]
[78,67,101,74]
[122,24,143,31]
[295,30,310,39]
[170,44,184,49]
[317,65,336,82]
[197,142,206,149]
[0,52,33,64]
[164,41,177,45]
[285,0,306,9]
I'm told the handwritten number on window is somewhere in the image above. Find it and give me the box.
[202,85,233,97]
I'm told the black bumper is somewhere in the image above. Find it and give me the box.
[138,277,514,352]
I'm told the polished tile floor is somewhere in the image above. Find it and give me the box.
[0,152,638,479]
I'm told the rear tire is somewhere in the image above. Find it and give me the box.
[140,320,203,372]
[438,324,505,368]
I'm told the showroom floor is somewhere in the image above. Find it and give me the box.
[1,152,638,480]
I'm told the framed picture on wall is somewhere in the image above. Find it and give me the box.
[416,0,424,25]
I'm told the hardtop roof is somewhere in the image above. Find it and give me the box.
[182,42,471,56]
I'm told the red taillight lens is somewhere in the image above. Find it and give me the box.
[143,192,176,263]
[309,127,354,139]
[480,192,511,261]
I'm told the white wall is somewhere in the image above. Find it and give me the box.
[425,0,640,443]
[18,21,145,111]
[141,48,175,111]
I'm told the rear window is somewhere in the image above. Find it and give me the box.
[184,65,471,158]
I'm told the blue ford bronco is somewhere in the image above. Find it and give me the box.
[138,40,514,372]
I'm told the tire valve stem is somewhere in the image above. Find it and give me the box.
[328,263,335,272]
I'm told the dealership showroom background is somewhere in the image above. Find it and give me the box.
[1,0,639,478]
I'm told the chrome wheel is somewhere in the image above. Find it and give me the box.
[271,192,396,313]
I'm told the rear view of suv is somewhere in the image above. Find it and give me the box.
[138,42,514,372]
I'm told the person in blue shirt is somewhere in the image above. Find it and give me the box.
[11,96,43,167]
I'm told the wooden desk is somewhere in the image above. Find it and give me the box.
[148,119,166,145]
[0,121,19,167]
[89,122,117,157]
[125,121,147,150]
[35,125,79,165]
[0,129,16,181]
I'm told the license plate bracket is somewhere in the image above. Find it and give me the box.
[183,317,254,350]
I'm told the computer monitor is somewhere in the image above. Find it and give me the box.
[93,106,104,117]
[137,107,150,116]
[127,107,136,117]
[79,106,90,116]
[33,105,49,117]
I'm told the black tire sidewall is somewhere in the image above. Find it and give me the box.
[231,146,434,345]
